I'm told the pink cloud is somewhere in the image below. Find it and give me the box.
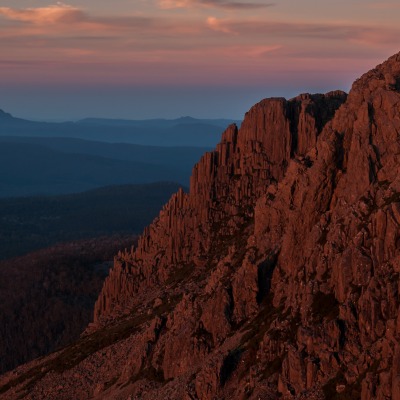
[206,17,234,33]
[159,0,191,8]
[0,3,398,90]
[159,0,273,10]
[0,4,85,25]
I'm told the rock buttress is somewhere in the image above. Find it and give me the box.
[94,91,346,325]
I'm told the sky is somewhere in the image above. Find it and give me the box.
[0,0,399,120]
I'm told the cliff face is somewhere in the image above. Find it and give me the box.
[93,90,347,325]
[2,53,400,400]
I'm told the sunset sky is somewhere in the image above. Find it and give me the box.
[0,0,399,120]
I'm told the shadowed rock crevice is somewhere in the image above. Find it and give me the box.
[220,348,244,387]
[256,250,279,304]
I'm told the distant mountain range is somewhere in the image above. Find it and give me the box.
[0,136,207,197]
[0,109,240,147]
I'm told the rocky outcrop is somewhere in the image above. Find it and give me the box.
[93,90,347,325]
[2,53,400,400]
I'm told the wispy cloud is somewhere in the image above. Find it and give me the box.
[3,4,395,47]
[245,45,282,57]
[0,4,84,25]
[205,18,400,45]
[206,16,234,33]
[0,3,155,31]
[0,2,398,88]
[159,0,274,10]
[367,2,400,9]
[1,4,398,49]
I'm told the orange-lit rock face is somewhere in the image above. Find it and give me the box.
[94,90,347,326]
[3,53,400,400]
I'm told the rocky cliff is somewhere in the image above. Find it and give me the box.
[1,53,400,400]
[93,90,346,326]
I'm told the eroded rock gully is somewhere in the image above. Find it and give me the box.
[2,53,400,400]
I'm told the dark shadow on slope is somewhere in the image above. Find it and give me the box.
[256,250,279,304]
